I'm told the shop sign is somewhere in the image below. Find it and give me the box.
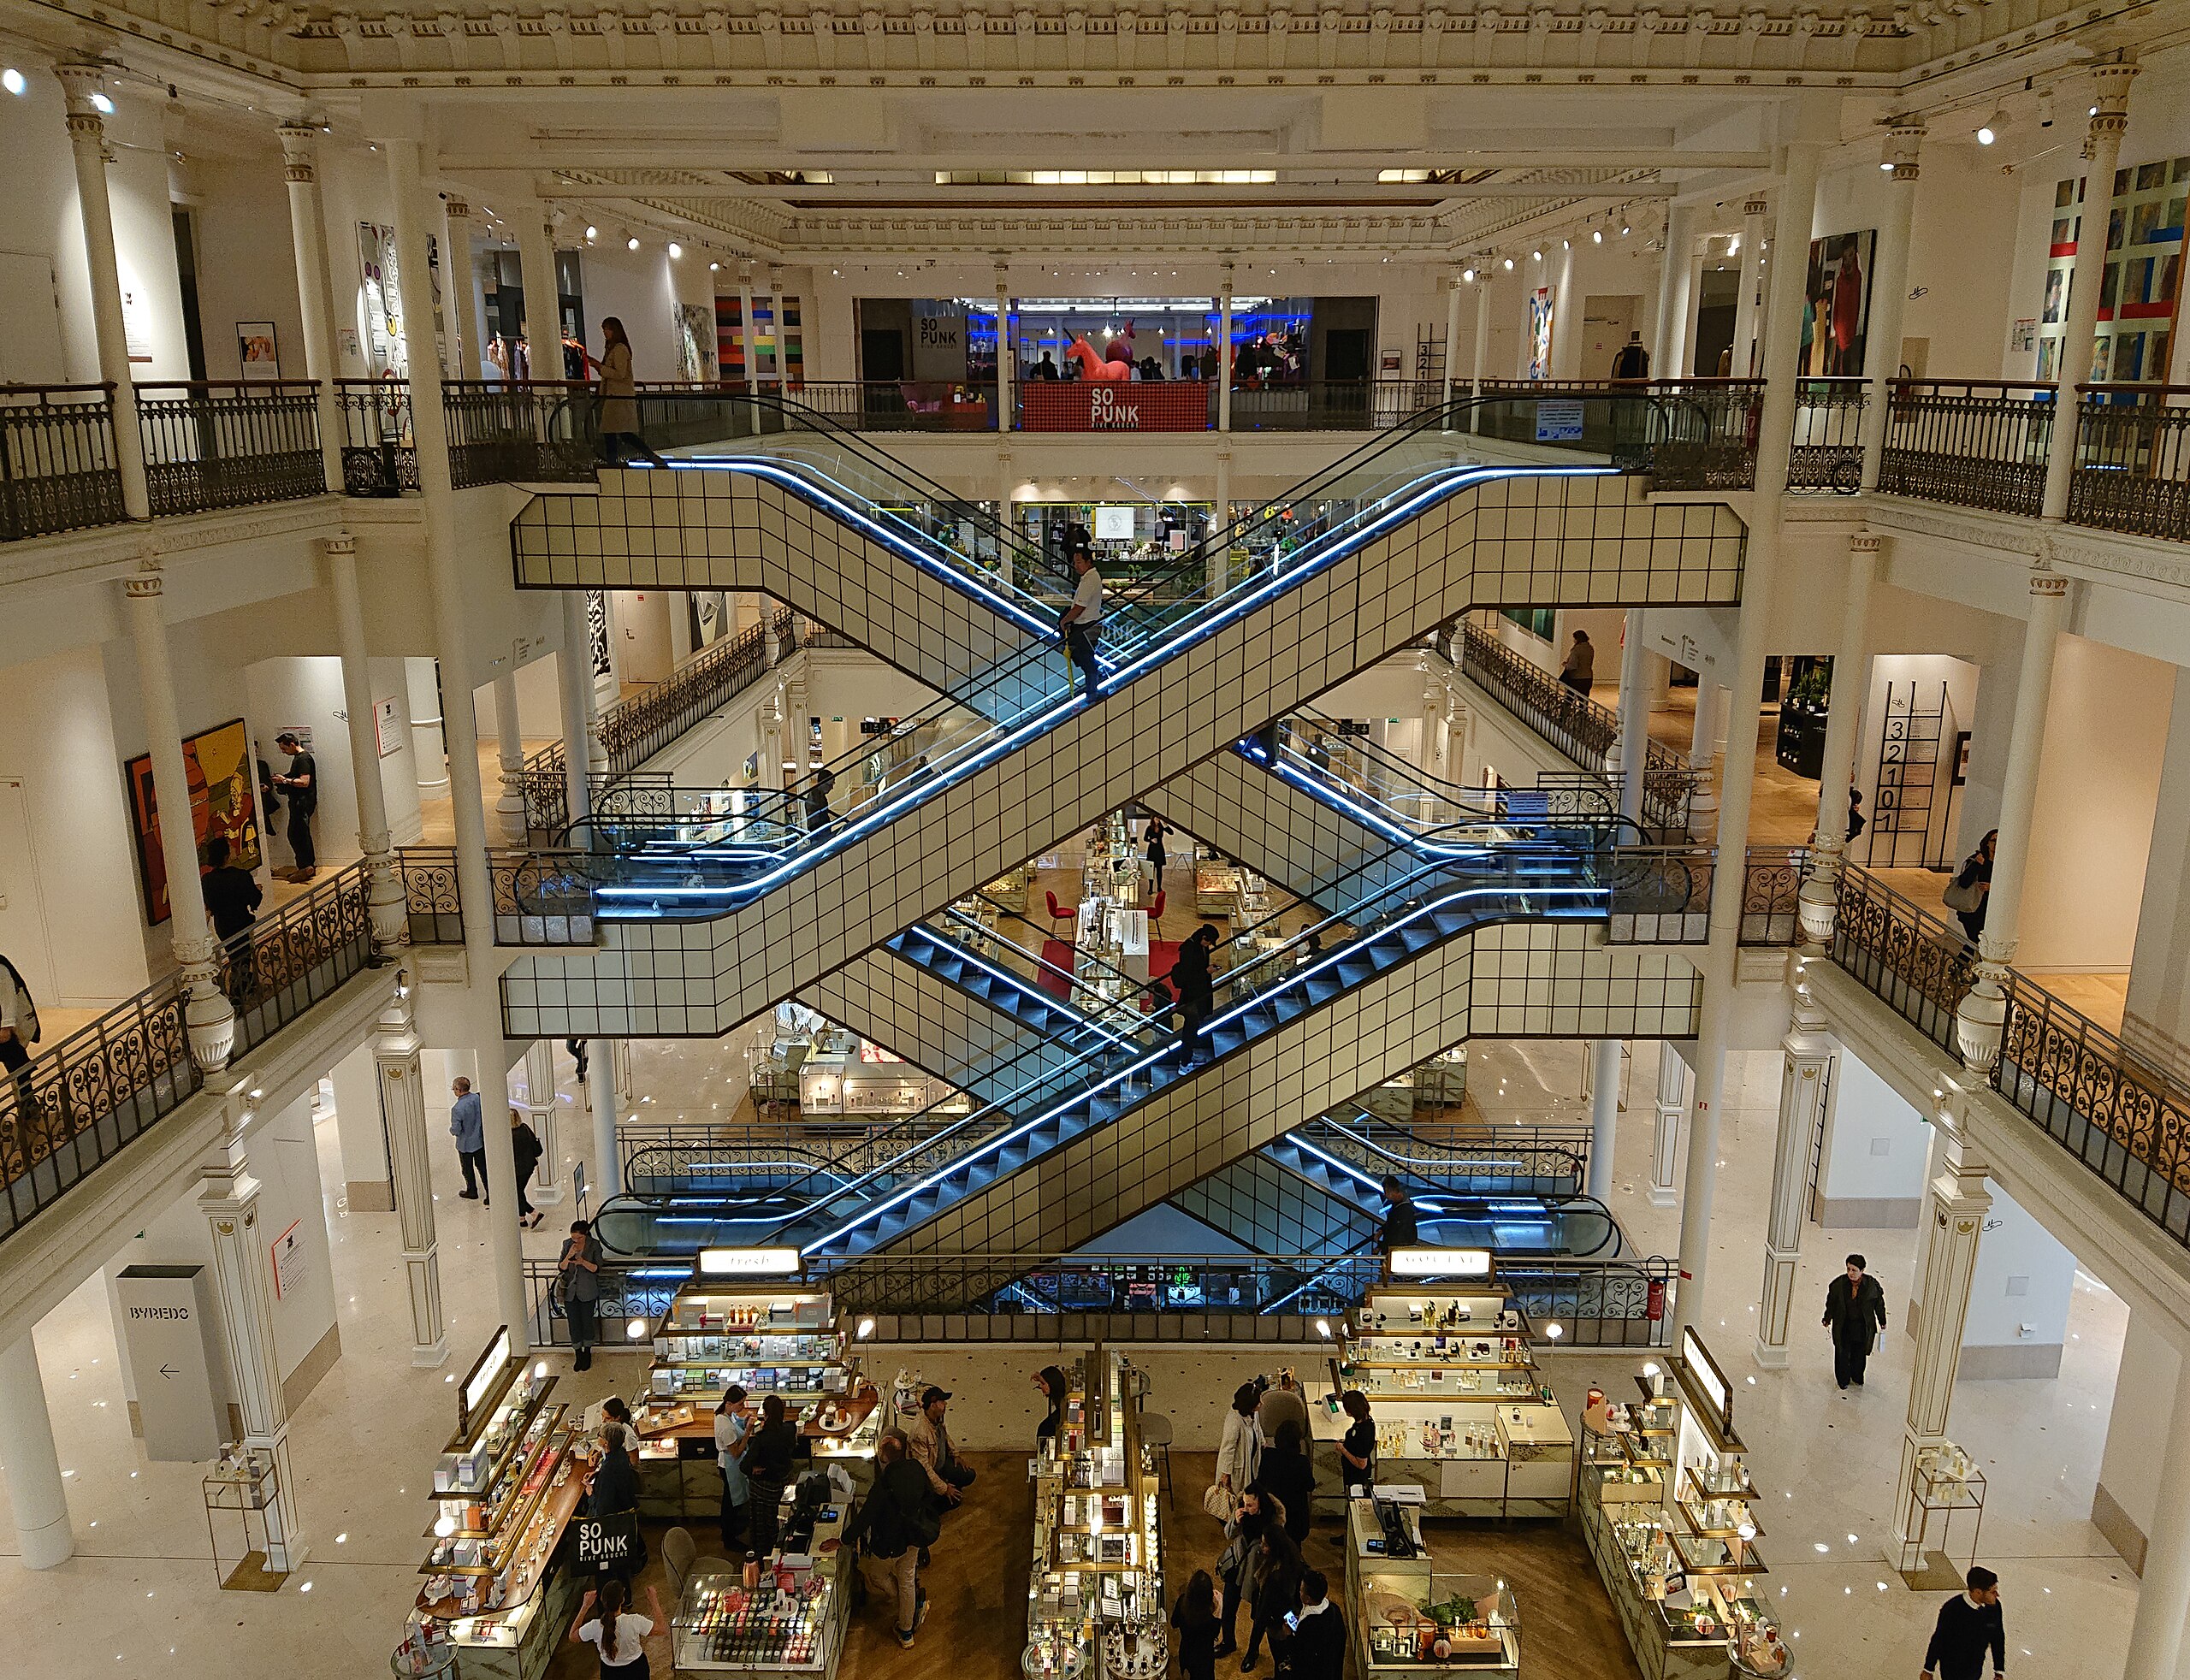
[115,1265,226,1463]
[1387,1246,1494,1279]
[1534,399,1585,442]
[1020,381,1212,433]
[574,1512,642,1569]
[698,1245,802,1276]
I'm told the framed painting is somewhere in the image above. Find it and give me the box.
[124,717,263,926]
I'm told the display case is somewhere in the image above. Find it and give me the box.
[1317,1287,1571,1518]
[1341,1504,1519,1680]
[1195,861,1243,917]
[1579,1333,1790,1680]
[202,1445,292,1592]
[1024,1351,1167,1680]
[408,1328,589,1680]
[670,1501,855,1676]
[1899,1440,1986,1587]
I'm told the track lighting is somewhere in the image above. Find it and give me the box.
[1532,249,1542,262]
[90,91,115,113]
[1976,107,2004,145]
[585,224,599,242]
[1502,257,1514,270]
[626,235,641,251]
[1592,228,1603,244]
[1,68,25,96]
[667,241,683,258]
[1461,267,1476,282]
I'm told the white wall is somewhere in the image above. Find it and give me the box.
[1814,1045,1932,1227]
[1957,1174,2078,1373]
[571,240,687,383]
[246,654,426,872]
[1850,652,1980,872]
[0,59,103,382]
[2093,1311,2177,1568]
[183,157,309,383]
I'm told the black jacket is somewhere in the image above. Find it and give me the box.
[1171,938,1215,1009]
[744,1417,799,1488]
[1275,1602,1348,1680]
[511,1122,543,1181]
[1823,1272,1888,1353]
[588,1446,639,1517]
[1251,1449,1315,1544]
[1923,1594,2006,1680]
[846,1457,932,1559]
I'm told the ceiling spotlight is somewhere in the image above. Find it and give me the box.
[90,92,115,113]
[1881,160,1897,171]
[625,1316,648,1339]
[1502,257,1514,271]
[585,224,599,242]
[1728,235,1741,255]
[1461,266,1476,282]
[1,68,26,96]
[626,235,641,251]
[1592,228,1603,244]
[709,261,719,272]
[667,241,683,258]
[1532,249,1542,262]
[1976,108,2004,145]
[1562,239,1571,251]
[1620,224,1631,237]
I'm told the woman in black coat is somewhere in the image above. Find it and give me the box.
[1250,1419,1315,1548]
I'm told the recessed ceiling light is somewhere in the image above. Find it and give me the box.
[626,236,640,251]
[1,68,26,96]
[667,241,683,258]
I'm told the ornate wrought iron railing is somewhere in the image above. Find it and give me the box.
[1606,845,1714,944]
[0,382,126,540]
[1459,618,1617,766]
[1787,377,1867,494]
[395,846,466,945]
[1830,866,2190,1251]
[335,377,417,496]
[1876,379,2055,517]
[1741,844,1809,946]
[2071,386,2190,545]
[133,381,327,515]
[443,380,599,488]
[1472,377,1761,491]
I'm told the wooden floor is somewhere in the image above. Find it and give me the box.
[541,1450,1641,1680]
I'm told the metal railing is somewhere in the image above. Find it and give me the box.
[395,846,466,945]
[1458,619,1616,766]
[1787,377,1867,494]
[1829,866,2190,1252]
[1876,379,2056,517]
[1606,846,1714,944]
[1474,377,1762,490]
[1741,844,1810,946]
[1226,380,1431,432]
[794,380,997,432]
[443,380,599,488]
[0,382,126,539]
[133,382,327,515]
[335,378,417,496]
[2071,386,2190,544]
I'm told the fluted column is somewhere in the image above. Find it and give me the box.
[2043,60,2138,523]
[56,64,151,520]
[1796,530,1880,950]
[1731,197,1767,376]
[1653,204,1696,380]
[1685,677,1719,831]
[997,451,1016,588]
[1211,448,1233,594]
[439,195,475,377]
[1754,957,1833,1368]
[493,667,528,847]
[1217,263,1235,434]
[382,127,528,1351]
[1469,266,1492,433]
[0,1334,73,1568]
[993,262,1013,429]
[1955,569,2070,1070]
[1891,1104,1991,1571]
[122,566,235,1070]
[325,534,409,959]
[1859,123,1923,490]
[521,1038,564,1207]
[589,1042,624,1198]
[1614,609,1648,825]
[737,260,758,392]
[276,121,349,494]
[200,1088,306,1567]
[376,985,447,1366]
[1585,1040,1620,1203]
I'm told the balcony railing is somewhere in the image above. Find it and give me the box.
[2070,386,2190,545]
[1830,866,2190,1251]
[1607,846,1714,944]
[1475,377,1763,491]
[1788,377,1867,494]
[0,383,126,540]
[1741,844,1810,945]
[336,377,417,496]
[1876,379,2056,517]
[133,382,327,516]
[444,381,598,488]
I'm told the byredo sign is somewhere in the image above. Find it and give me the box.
[115,1265,226,1463]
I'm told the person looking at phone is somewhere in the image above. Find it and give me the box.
[1270,1568,1347,1680]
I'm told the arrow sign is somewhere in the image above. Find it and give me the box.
[158,1364,178,1378]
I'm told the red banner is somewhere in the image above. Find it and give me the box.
[1019,381,1212,432]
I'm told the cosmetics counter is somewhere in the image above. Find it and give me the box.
[1194,857,1272,921]
[406,1328,589,1680]
[1342,1496,1521,1677]
[745,1009,965,1125]
[1025,1350,1169,1680]
[1578,1330,1792,1680]
[1314,1287,1572,1519]
[667,1497,857,1677]
[628,1280,883,1521]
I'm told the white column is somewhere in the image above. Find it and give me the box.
[994,263,1014,431]
[1217,265,1234,434]
[382,129,530,1351]
[406,656,448,793]
[0,1333,73,1569]
[1731,197,1767,377]
[492,666,528,847]
[1652,204,1694,380]
[199,1093,307,1569]
[2121,1359,2190,1680]
[737,261,758,391]
[667,592,695,665]
[515,210,560,379]
[1671,133,1823,1345]
[1648,1044,1684,1208]
[326,535,409,960]
[521,1038,564,1207]
[1860,124,1923,490]
[1585,1040,1621,1203]
[276,122,349,495]
[559,592,601,825]
[1615,608,1649,825]
[1211,448,1233,595]
[1891,1107,1991,1572]
[122,569,236,1071]
[1469,269,1492,434]
[1686,677,1721,831]
[769,267,789,390]
[2043,61,2138,523]
[56,64,151,521]
[1754,964,1833,1368]
[440,196,476,378]
[997,451,1016,588]
[589,1043,624,1198]
[376,989,447,1366]
[1796,531,1880,948]
[1441,272,1465,425]
[1954,571,2071,1071]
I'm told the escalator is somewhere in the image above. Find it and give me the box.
[501,396,1743,1039]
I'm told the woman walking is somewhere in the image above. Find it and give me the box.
[589,316,667,465]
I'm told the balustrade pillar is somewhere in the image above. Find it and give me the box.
[1672,132,1823,1345]
[1891,1103,1990,1572]
[325,534,409,959]
[493,667,528,847]
[1648,1044,1684,1208]
[1731,197,1767,377]
[0,1333,73,1568]
[381,127,529,1351]
[1796,530,1880,950]
[122,566,235,1070]
[276,121,349,495]
[519,1038,564,1208]
[515,210,560,380]
[376,985,447,1365]
[1859,124,1922,490]
[2042,60,2138,523]
[56,65,151,522]
[1954,569,2070,1071]
[199,1087,307,1568]
[1754,960,1833,1367]
[1585,1041,1621,1203]
[1217,264,1235,434]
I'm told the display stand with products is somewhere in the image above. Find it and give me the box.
[670,1499,857,1677]
[202,1445,292,1592]
[1342,1496,1520,1677]
[1317,1281,1572,1518]
[407,1328,589,1680]
[629,1275,882,1520]
[1025,1350,1168,1680]
[1578,1330,1790,1680]
[1898,1440,1986,1588]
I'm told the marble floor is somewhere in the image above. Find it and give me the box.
[0,1024,2153,1677]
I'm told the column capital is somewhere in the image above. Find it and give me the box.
[1881,119,1924,180]
[122,571,163,600]
[319,530,358,560]
[1849,529,1881,555]
[55,62,113,121]
[2086,59,2138,156]
[1742,196,1768,217]
[2029,569,2069,600]
[443,196,471,221]
[276,121,321,182]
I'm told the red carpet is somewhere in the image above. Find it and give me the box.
[1037,938,1181,1004]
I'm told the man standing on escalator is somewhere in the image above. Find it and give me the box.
[1059,547,1105,703]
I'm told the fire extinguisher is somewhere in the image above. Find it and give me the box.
[1646,1279,1666,1321]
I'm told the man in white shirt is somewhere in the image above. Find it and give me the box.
[1059,549,1104,701]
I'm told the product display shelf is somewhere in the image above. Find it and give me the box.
[1578,1333,1791,1680]
[410,1329,589,1680]
[669,1503,856,1677]
[630,1280,881,1521]
[1899,1440,1986,1588]
[1024,1350,1167,1680]
[1316,1288,1571,1519]
[1342,1500,1520,1678]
